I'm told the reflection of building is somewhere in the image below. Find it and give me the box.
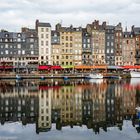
[105,82,115,125]
[114,81,123,129]
[92,81,107,123]
[37,88,52,133]
[0,79,139,134]
[123,84,136,118]
[0,81,38,126]
[60,85,75,125]
[82,84,93,120]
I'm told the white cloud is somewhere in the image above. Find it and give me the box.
[0,0,140,31]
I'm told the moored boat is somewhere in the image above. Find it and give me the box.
[16,74,22,80]
[130,71,140,78]
[86,73,103,79]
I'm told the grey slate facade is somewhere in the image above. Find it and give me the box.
[51,30,60,45]
[82,29,92,65]
[105,26,115,65]
[0,28,38,68]
[132,26,140,65]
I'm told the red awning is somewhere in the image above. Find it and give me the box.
[122,65,140,69]
[0,66,13,69]
[39,85,61,90]
[51,66,62,70]
[38,65,50,70]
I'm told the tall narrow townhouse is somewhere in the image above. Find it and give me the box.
[82,28,92,65]
[56,23,74,66]
[51,30,61,65]
[132,26,140,65]
[114,23,123,66]
[36,20,51,65]
[87,20,106,65]
[56,24,82,66]
[72,27,82,66]
[105,25,115,65]
[122,31,136,65]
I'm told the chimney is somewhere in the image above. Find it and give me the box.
[56,23,61,31]
[102,21,106,29]
[35,19,39,31]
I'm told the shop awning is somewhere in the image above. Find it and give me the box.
[39,85,61,90]
[107,66,123,69]
[121,65,140,69]
[38,65,50,70]
[75,65,107,69]
[51,66,63,70]
[75,65,92,69]
[61,65,74,69]
[0,66,13,69]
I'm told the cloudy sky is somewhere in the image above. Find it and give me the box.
[0,0,140,31]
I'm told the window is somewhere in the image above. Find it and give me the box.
[30,44,34,49]
[107,49,109,53]
[126,40,129,44]
[46,41,48,46]
[66,36,68,41]
[66,43,68,47]
[22,50,25,55]
[41,41,44,46]
[111,42,114,46]
[41,28,44,32]
[46,48,48,53]
[46,28,49,32]
[18,50,21,55]
[30,38,34,42]
[87,39,90,43]
[17,44,21,49]
[70,43,72,47]
[41,34,44,38]
[107,42,109,46]
[31,51,34,55]
[5,44,8,48]
[70,36,72,41]
[46,34,49,38]
[5,50,8,54]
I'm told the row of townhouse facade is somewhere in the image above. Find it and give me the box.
[0,20,140,71]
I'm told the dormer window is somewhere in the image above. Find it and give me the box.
[5,34,8,37]
[17,33,21,37]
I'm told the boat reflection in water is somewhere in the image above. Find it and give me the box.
[89,79,104,84]
[0,79,140,137]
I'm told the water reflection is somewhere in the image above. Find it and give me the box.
[0,79,140,135]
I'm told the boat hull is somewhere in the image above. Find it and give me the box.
[86,73,103,79]
[130,71,140,78]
